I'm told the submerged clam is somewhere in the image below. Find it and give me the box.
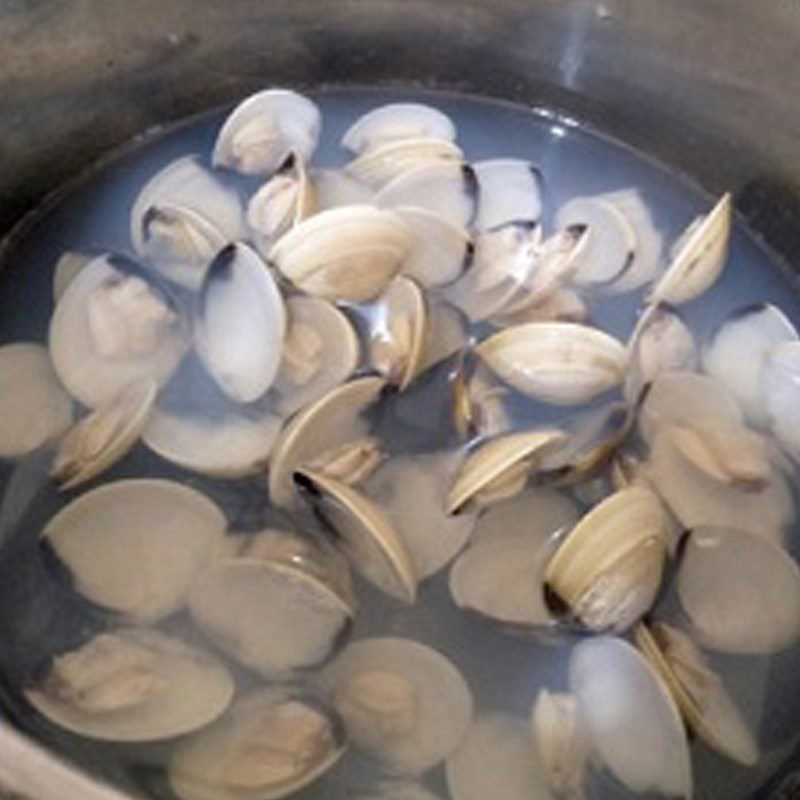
[342,103,456,154]
[544,485,667,631]
[319,637,473,775]
[26,628,234,742]
[472,159,543,231]
[635,622,759,765]
[0,343,73,459]
[43,479,226,621]
[170,686,346,800]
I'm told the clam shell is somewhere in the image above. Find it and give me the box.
[0,343,73,459]
[472,159,543,230]
[268,376,385,509]
[488,288,587,328]
[319,637,473,775]
[677,526,800,654]
[569,636,692,799]
[476,322,628,405]
[195,243,287,403]
[26,628,234,743]
[311,168,375,210]
[346,138,463,188]
[53,251,92,302]
[763,339,800,462]
[418,301,468,373]
[52,378,157,489]
[212,89,321,175]
[446,428,565,514]
[342,103,456,154]
[294,468,417,603]
[169,686,346,800]
[648,193,731,305]
[43,479,227,621]
[270,205,411,302]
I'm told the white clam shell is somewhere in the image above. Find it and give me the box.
[195,243,287,403]
[702,302,798,426]
[52,251,92,302]
[0,343,73,459]
[346,138,463,188]
[212,89,321,175]
[43,479,227,621]
[419,301,468,373]
[49,255,187,408]
[26,628,234,743]
[569,636,692,799]
[763,339,800,461]
[311,168,375,210]
[476,322,628,405]
[677,526,800,654]
[648,193,731,306]
[342,103,456,154]
[270,205,411,302]
[472,159,543,231]
[319,637,473,775]
[169,686,346,800]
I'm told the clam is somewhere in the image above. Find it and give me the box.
[488,288,588,328]
[648,193,732,305]
[247,152,316,255]
[365,452,477,580]
[169,686,346,800]
[472,159,543,231]
[346,138,464,188]
[212,89,321,175]
[319,637,473,775]
[635,622,759,765]
[446,713,551,800]
[676,526,800,654]
[762,339,800,462]
[702,302,797,426]
[311,168,375,210]
[419,301,469,373]
[49,254,187,408]
[446,428,566,514]
[53,251,92,302]
[195,243,287,403]
[448,488,579,628]
[52,378,157,489]
[530,690,589,799]
[341,103,456,154]
[268,376,386,509]
[544,485,667,631]
[294,468,417,603]
[42,479,227,621]
[270,205,411,302]
[376,162,478,228]
[26,628,234,742]
[369,276,428,390]
[188,530,353,676]
[396,206,472,288]
[130,156,244,289]
[476,322,628,405]
[569,636,692,798]
[451,354,512,441]
[0,343,73,459]
[270,296,359,416]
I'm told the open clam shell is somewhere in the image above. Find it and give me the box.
[446,428,566,515]
[448,488,579,628]
[169,686,346,800]
[42,479,227,621]
[635,622,759,766]
[53,251,92,302]
[294,468,417,604]
[569,636,692,799]
[648,193,732,306]
[544,485,667,632]
[26,628,234,742]
[0,343,73,459]
[676,526,800,654]
[212,89,321,175]
[188,530,353,677]
[319,637,473,775]
[342,103,456,154]
[49,254,187,408]
[52,377,157,489]
[476,322,628,405]
[268,376,385,509]
[472,159,543,231]
[270,205,411,302]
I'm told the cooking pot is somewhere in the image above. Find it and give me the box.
[2,1,800,798]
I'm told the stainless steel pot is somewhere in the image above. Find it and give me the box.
[2,1,800,797]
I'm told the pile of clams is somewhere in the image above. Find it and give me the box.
[3,87,800,800]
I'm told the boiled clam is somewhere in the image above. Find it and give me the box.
[346,138,463,188]
[341,103,456,154]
